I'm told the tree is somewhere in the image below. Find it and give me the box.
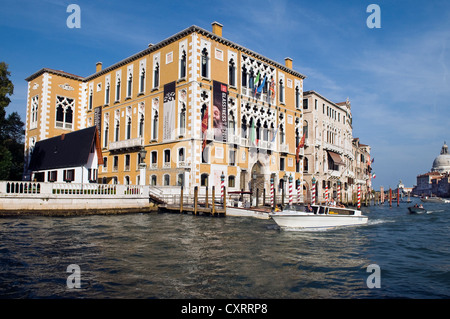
[0,62,24,181]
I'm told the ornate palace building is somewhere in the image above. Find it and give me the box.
[23,23,307,198]
[302,91,372,203]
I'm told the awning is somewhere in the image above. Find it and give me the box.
[328,151,345,165]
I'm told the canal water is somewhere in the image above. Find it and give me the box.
[0,198,449,299]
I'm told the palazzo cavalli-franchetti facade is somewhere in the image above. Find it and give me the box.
[23,22,322,199]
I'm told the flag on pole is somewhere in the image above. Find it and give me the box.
[253,72,261,95]
[296,134,306,163]
[271,124,279,143]
[256,75,267,94]
[269,79,275,97]
[201,108,208,151]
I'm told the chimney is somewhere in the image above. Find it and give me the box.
[285,57,293,69]
[96,62,102,73]
[211,21,223,37]
[61,133,65,141]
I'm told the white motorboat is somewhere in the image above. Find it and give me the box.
[420,196,450,203]
[226,190,271,219]
[226,206,271,219]
[269,204,368,230]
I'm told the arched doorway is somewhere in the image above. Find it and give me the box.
[303,182,310,204]
[251,161,265,203]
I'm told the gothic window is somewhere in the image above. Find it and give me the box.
[249,70,255,90]
[280,125,285,144]
[127,73,132,98]
[303,120,308,138]
[229,58,236,87]
[105,82,110,105]
[103,123,108,148]
[178,148,185,162]
[152,110,158,140]
[180,50,187,79]
[295,86,301,109]
[126,116,131,139]
[88,90,93,110]
[279,79,285,104]
[179,103,186,136]
[242,66,247,87]
[139,68,145,94]
[31,95,38,129]
[201,48,209,78]
[138,114,144,138]
[114,119,120,142]
[153,62,160,88]
[241,117,247,139]
[55,96,74,129]
[115,79,121,101]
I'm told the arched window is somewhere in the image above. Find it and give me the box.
[163,174,170,186]
[179,103,186,136]
[229,58,236,87]
[201,48,209,78]
[304,157,309,173]
[126,117,131,139]
[139,69,145,94]
[279,79,285,103]
[242,66,247,87]
[138,114,144,137]
[115,119,120,142]
[201,173,209,187]
[180,50,187,79]
[153,62,159,88]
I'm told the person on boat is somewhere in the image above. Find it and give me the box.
[330,199,336,207]
[419,204,424,208]
[305,204,313,212]
[337,202,345,208]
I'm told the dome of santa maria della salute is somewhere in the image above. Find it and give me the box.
[431,142,450,173]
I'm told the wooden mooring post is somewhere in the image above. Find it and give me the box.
[212,186,215,216]
[180,186,183,213]
[194,186,198,215]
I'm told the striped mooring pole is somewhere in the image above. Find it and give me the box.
[270,177,274,208]
[288,174,293,206]
[357,184,361,209]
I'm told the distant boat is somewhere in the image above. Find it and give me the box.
[420,196,450,203]
[408,206,427,214]
[269,204,368,230]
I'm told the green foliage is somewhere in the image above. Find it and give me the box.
[0,62,24,181]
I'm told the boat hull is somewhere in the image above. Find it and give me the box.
[226,206,271,219]
[408,207,426,214]
[270,211,368,229]
[420,196,450,203]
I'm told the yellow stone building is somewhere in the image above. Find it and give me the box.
[24,23,306,198]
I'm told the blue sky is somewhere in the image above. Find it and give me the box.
[1,0,450,189]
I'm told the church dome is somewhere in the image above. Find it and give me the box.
[431,142,450,173]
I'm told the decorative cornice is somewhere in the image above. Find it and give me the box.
[26,25,307,83]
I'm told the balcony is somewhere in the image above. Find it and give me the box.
[109,137,144,152]
[279,144,289,154]
[228,134,241,145]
